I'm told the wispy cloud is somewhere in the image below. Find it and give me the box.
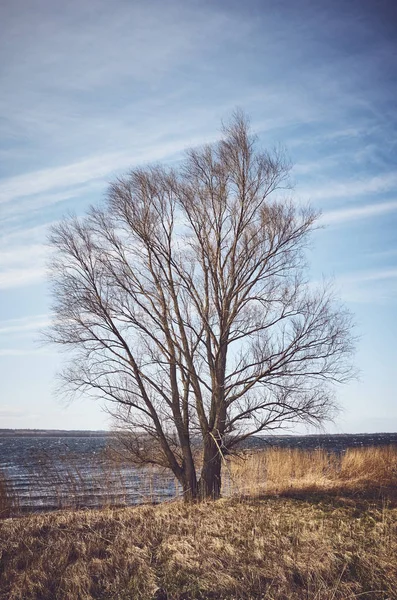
[335,268,397,304]
[0,223,52,289]
[1,187,95,223]
[0,405,40,421]
[0,348,48,357]
[0,267,47,289]
[0,406,26,418]
[0,152,128,205]
[321,200,397,225]
[0,315,52,358]
[338,268,397,284]
[0,239,49,289]
[0,314,50,335]
[0,0,247,160]
[368,248,397,260]
[301,172,397,202]
[0,132,218,211]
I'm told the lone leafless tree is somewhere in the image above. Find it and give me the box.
[47,111,354,501]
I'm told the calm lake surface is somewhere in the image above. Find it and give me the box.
[1,431,396,513]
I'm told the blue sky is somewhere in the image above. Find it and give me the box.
[1,0,396,432]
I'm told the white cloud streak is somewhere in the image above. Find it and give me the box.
[338,268,397,284]
[0,406,26,417]
[0,267,47,290]
[321,200,397,224]
[0,133,217,208]
[0,348,48,357]
[0,314,50,335]
[335,268,397,304]
[0,238,49,289]
[0,152,128,205]
[301,172,397,202]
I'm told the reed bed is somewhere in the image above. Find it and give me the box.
[2,445,397,517]
[226,445,397,498]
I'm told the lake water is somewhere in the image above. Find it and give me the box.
[1,431,396,513]
[0,434,181,513]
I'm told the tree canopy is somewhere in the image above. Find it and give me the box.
[47,112,355,500]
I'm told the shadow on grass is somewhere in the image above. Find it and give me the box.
[240,483,397,511]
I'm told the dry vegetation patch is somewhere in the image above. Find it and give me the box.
[1,496,396,600]
[227,445,397,499]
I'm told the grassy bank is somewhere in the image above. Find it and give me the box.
[1,446,397,599]
[1,496,396,599]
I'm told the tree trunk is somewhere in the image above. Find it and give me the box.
[180,460,198,502]
[198,436,222,500]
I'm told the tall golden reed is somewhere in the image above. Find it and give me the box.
[226,445,397,497]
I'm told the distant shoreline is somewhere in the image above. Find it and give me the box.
[0,429,110,437]
[1,428,396,438]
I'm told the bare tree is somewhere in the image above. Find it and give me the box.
[47,111,354,501]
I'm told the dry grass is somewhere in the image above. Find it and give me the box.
[1,496,396,599]
[1,445,397,599]
[227,445,397,499]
